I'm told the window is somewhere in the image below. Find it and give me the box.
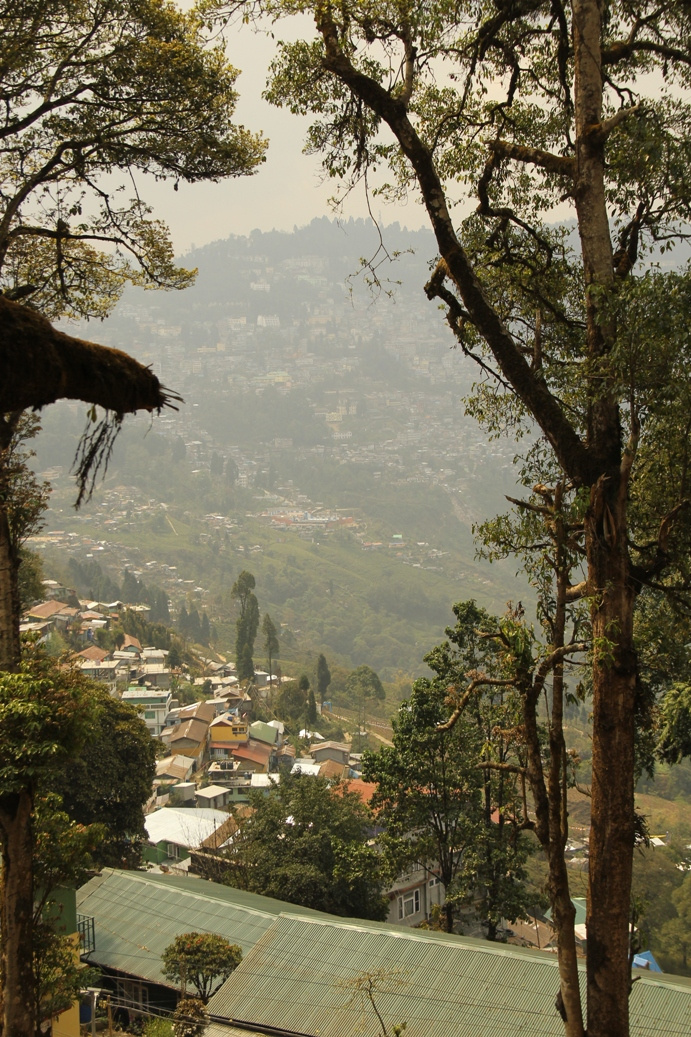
[398,889,421,919]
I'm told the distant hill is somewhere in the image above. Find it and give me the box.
[34,218,530,678]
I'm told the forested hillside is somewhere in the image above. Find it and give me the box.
[32,219,527,678]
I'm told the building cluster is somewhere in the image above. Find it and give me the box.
[144,692,441,933]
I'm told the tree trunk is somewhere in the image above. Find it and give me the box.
[584,483,636,1037]
[0,418,20,671]
[572,4,637,1034]
[548,529,586,1037]
[0,790,36,1037]
[522,670,585,1037]
[0,503,19,670]
[444,900,454,934]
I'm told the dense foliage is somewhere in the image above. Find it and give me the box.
[0,0,265,319]
[162,933,242,1001]
[364,601,534,937]
[51,690,157,868]
[221,773,387,920]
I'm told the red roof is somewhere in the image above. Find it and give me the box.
[342,779,378,806]
[74,645,109,663]
[231,741,272,766]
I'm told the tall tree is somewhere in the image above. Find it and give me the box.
[233,5,691,1034]
[363,678,483,934]
[423,602,536,940]
[346,664,385,748]
[262,612,279,686]
[365,601,533,937]
[232,570,259,679]
[307,688,318,727]
[316,652,332,703]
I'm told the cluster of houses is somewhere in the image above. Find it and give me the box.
[25,593,688,1037]
[144,698,445,930]
[21,587,448,933]
[22,584,172,695]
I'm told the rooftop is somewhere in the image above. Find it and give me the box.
[144,806,229,849]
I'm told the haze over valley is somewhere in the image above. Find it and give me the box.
[33,218,527,678]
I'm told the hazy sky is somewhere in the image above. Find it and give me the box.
[144,20,429,254]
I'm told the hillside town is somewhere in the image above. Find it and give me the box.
[5,5,691,1037]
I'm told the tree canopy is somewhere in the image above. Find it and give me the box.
[51,689,157,868]
[162,932,242,1001]
[220,773,387,920]
[0,0,265,320]
[345,665,385,702]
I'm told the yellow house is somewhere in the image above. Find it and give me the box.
[44,887,93,1037]
[209,714,249,745]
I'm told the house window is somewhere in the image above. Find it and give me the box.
[398,889,420,919]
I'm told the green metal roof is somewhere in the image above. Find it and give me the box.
[78,870,691,1037]
[208,914,691,1037]
[545,897,587,928]
[249,720,278,746]
[76,869,332,987]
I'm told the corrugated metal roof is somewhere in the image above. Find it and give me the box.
[144,807,228,848]
[76,869,333,986]
[249,721,278,745]
[207,1025,265,1037]
[78,871,691,1037]
[208,915,691,1037]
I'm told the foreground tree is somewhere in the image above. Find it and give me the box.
[162,933,242,1001]
[221,773,387,919]
[1,6,263,1028]
[229,4,691,1034]
[51,690,157,868]
[32,796,103,1028]
[0,661,97,1037]
[0,0,265,318]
